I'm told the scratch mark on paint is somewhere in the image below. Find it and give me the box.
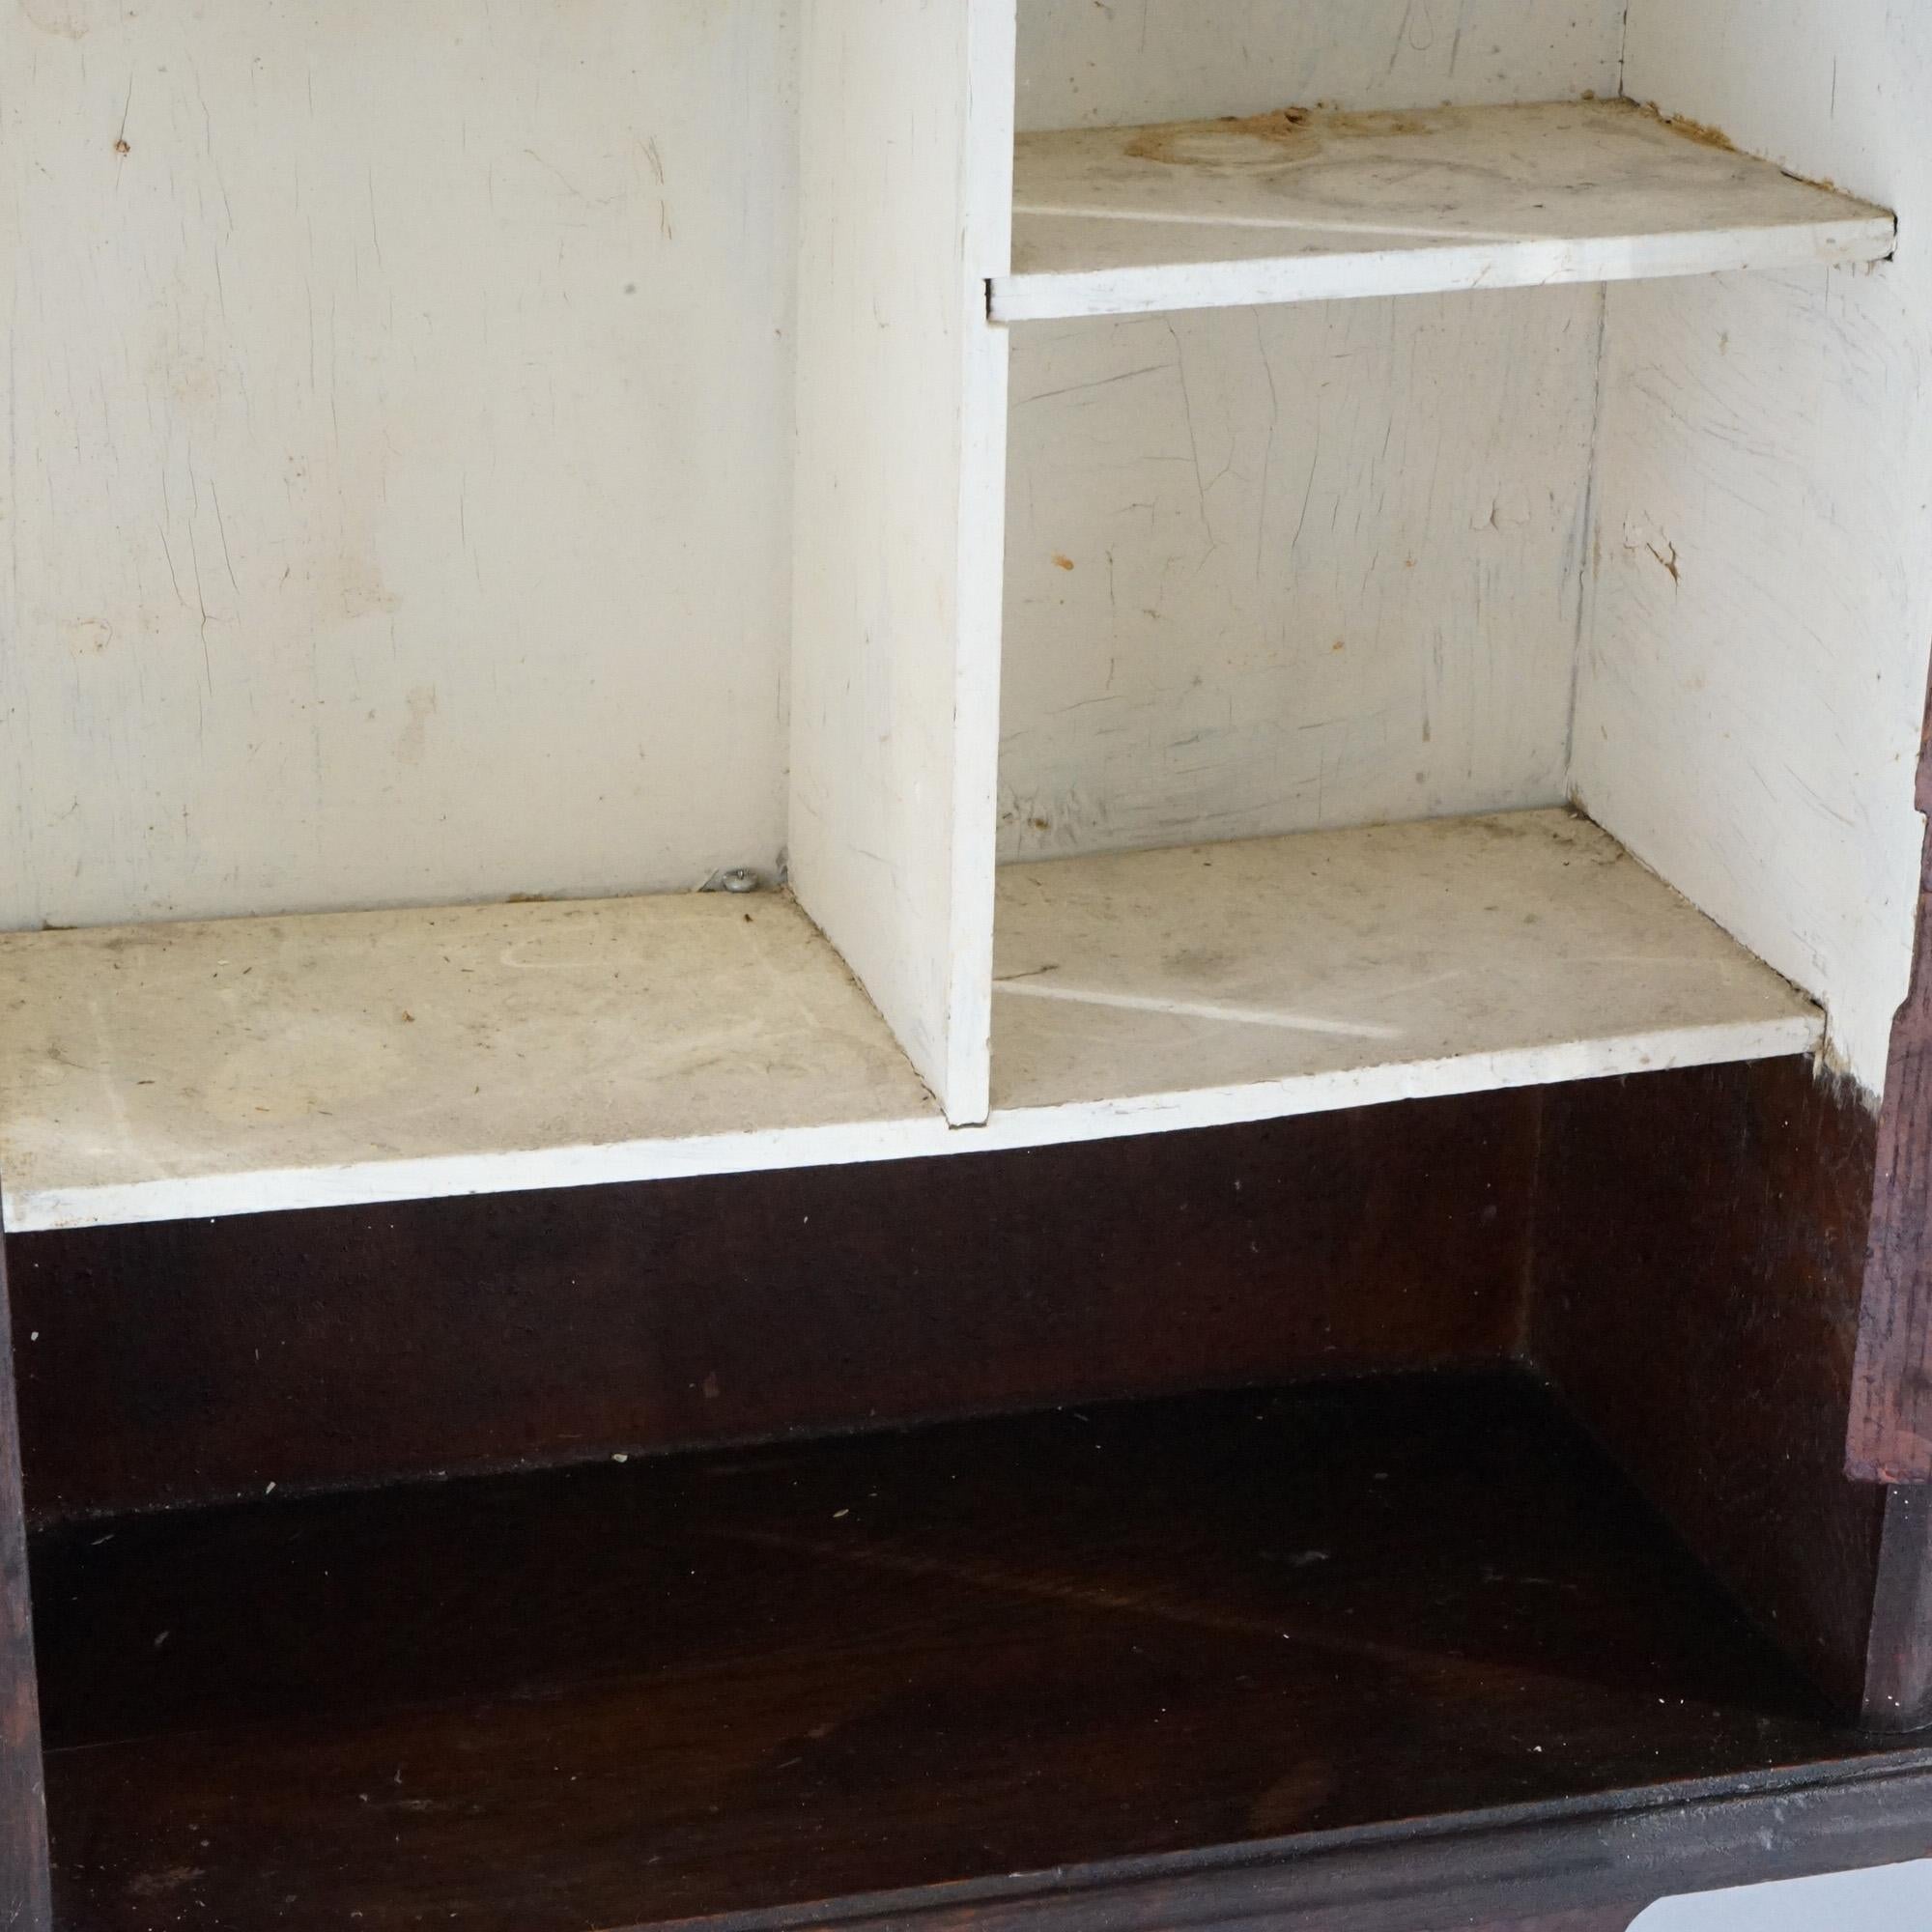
[994,977,1400,1039]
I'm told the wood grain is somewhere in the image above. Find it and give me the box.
[1481,1914,1647,1932]
[10,1098,1534,1523]
[1848,681,1932,1481]
[1862,1485,1932,1726]
[1478,1915,1646,1932]
[1530,1059,1889,1717]
[0,1241,49,1932]
[33,1373,1906,1932]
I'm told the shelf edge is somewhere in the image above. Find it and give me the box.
[991,217,1896,323]
[975,1012,1824,1154]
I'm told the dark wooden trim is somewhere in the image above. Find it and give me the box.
[1863,1484,1932,1728]
[636,1759,1932,1931]
[0,1237,50,1932]
[1850,678,1932,1483]
[1475,1913,1647,1932]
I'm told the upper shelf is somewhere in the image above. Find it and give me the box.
[992,99,1896,323]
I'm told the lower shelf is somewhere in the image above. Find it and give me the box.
[0,889,948,1234]
[31,1373,1906,1931]
[0,810,1820,1233]
[991,810,1819,1141]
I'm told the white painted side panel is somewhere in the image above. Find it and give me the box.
[1576,1,1932,1094]
[996,102,1892,323]
[790,0,1015,1122]
[1016,0,1628,131]
[1000,287,1601,860]
[0,1,797,927]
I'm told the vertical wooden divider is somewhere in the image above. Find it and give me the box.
[0,1232,50,1929]
[789,0,1016,1124]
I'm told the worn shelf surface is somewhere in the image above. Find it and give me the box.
[32,1373,1903,1932]
[0,892,945,1234]
[990,810,1822,1141]
[0,811,1819,1231]
[994,99,1894,322]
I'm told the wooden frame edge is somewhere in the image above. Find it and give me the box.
[642,1756,1932,1931]
[0,1224,51,1929]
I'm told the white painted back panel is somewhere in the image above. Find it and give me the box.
[789,0,1015,1121]
[0,0,795,930]
[1576,1,1932,1094]
[1000,286,1601,860]
[1016,0,1628,131]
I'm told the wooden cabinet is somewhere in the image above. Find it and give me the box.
[3,2,1932,1924]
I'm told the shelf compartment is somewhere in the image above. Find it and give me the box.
[32,1372,1898,1932]
[0,892,947,1235]
[993,99,1895,323]
[0,812,1820,1232]
[990,810,1821,1142]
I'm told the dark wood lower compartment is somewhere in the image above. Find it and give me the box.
[7,1097,1536,1527]
[29,1370,1925,1932]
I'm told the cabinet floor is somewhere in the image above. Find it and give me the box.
[32,1372,1903,1931]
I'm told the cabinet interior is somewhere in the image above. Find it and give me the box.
[3,1,1931,1927]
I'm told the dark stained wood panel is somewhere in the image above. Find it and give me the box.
[1850,687,1932,1482]
[31,1373,1913,1932]
[9,1099,1533,1522]
[1863,1483,1932,1724]
[1529,1059,1889,1716]
[0,1242,49,1932]
[1485,1915,1646,1932]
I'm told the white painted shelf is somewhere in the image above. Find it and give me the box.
[0,894,949,1234]
[993,99,1894,322]
[0,813,1821,1232]
[987,810,1822,1144]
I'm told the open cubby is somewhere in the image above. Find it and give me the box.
[4,1,1932,1926]
[20,1374,1911,1931]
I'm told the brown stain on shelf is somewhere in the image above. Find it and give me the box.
[1629,99,1852,201]
[1631,100,1740,156]
[1125,107,1321,167]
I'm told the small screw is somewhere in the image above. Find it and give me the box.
[719,867,761,895]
